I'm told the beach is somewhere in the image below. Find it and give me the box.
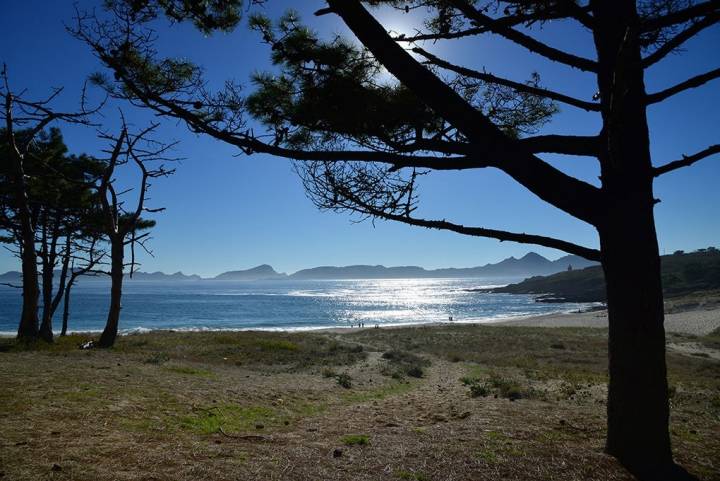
[495,306,720,336]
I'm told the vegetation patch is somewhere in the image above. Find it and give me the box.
[342,380,416,403]
[255,339,299,351]
[341,434,370,446]
[336,373,353,389]
[380,350,431,379]
[462,372,537,401]
[180,404,278,434]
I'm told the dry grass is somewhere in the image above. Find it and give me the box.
[0,326,718,480]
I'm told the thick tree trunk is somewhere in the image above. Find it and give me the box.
[9,152,40,341]
[601,213,673,478]
[589,2,681,478]
[98,238,123,348]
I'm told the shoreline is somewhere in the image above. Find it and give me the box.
[2,305,717,338]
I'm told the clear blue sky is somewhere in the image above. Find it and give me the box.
[1,1,718,277]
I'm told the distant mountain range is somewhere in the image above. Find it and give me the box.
[0,252,597,283]
[288,253,595,280]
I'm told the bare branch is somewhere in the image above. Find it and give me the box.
[642,13,720,68]
[371,211,601,261]
[653,144,720,176]
[641,0,720,31]
[413,47,600,112]
[447,0,598,72]
[646,67,720,104]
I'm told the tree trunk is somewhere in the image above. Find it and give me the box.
[39,253,54,342]
[98,238,123,348]
[589,2,680,478]
[39,219,55,342]
[9,150,40,341]
[17,233,40,340]
[600,214,673,478]
[42,235,71,339]
[60,276,73,337]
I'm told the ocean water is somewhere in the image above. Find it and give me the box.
[0,278,594,335]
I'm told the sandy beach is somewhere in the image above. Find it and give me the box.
[495,306,720,336]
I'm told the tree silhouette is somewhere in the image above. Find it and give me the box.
[75,1,720,477]
[1,69,100,341]
[94,120,174,348]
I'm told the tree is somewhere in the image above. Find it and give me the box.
[1,71,99,341]
[60,232,106,337]
[75,1,720,477]
[31,138,105,342]
[94,121,173,348]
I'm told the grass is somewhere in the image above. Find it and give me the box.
[181,405,277,434]
[341,434,370,446]
[0,325,718,481]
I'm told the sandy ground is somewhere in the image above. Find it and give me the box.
[321,306,720,337]
[494,307,720,336]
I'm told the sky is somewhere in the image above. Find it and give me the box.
[0,1,718,277]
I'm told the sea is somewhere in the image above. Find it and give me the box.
[0,278,595,335]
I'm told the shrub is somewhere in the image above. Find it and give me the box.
[144,352,170,364]
[380,350,430,379]
[336,373,352,389]
[406,365,424,378]
[469,382,491,398]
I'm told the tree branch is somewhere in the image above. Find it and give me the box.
[653,144,720,176]
[642,13,720,68]
[412,47,601,112]
[326,0,603,226]
[646,67,720,104]
[447,0,598,72]
[518,135,600,157]
[641,0,720,31]
[376,211,601,261]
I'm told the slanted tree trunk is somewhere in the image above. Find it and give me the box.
[41,234,72,339]
[592,1,673,476]
[97,237,123,348]
[60,276,72,337]
[39,260,54,342]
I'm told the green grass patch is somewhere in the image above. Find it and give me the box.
[181,404,277,434]
[341,434,370,446]
[342,380,416,403]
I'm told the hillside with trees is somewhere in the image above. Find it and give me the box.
[492,249,720,303]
